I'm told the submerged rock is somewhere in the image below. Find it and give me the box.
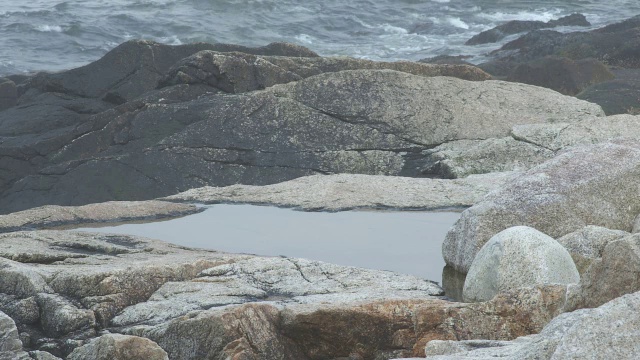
[443,141,640,273]
[462,226,579,302]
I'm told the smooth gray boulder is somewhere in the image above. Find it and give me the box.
[67,334,168,360]
[415,290,640,360]
[557,225,630,274]
[462,226,579,302]
[164,172,518,211]
[444,141,640,273]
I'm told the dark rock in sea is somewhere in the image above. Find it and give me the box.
[0,78,17,111]
[465,13,590,45]
[507,56,614,95]
[488,15,640,68]
[160,50,490,93]
[577,68,640,115]
[24,39,318,106]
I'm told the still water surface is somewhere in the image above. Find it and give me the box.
[76,204,461,283]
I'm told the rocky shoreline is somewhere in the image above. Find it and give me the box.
[2,13,640,360]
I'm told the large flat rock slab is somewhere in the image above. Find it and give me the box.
[0,201,199,233]
[164,172,518,211]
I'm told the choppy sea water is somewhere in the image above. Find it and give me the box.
[1,0,639,76]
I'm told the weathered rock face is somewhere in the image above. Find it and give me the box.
[443,141,640,273]
[0,68,602,213]
[507,56,614,95]
[511,114,640,151]
[164,172,517,211]
[67,334,168,360]
[0,310,23,354]
[466,13,590,45]
[418,290,640,360]
[462,227,579,303]
[418,138,553,178]
[567,234,640,310]
[412,285,568,357]
[0,201,199,233]
[557,225,630,274]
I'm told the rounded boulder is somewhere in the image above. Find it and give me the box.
[463,226,579,302]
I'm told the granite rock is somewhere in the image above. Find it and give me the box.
[67,334,168,360]
[407,290,640,360]
[0,201,199,233]
[164,172,518,211]
[462,227,579,302]
[556,225,630,274]
[443,141,640,273]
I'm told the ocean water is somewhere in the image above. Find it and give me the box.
[0,0,638,76]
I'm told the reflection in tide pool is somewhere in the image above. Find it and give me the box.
[75,204,461,283]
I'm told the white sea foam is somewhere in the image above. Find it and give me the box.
[477,10,563,23]
[295,33,315,44]
[446,17,470,29]
[35,25,63,33]
[158,35,182,45]
[380,24,408,35]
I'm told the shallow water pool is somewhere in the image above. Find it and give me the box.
[75,204,461,283]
